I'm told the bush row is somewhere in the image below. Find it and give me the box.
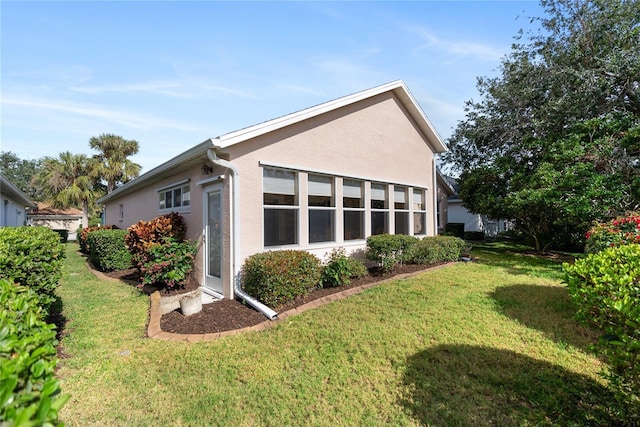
[87,229,132,272]
[0,279,68,425]
[0,226,65,313]
[78,224,119,253]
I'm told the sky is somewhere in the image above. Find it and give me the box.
[1,1,545,173]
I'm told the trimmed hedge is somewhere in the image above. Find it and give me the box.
[0,279,68,425]
[78,225,119,253]
[87,229,132,272]
[0,227,64,313]
[242,250,322,307]
[407,236,466,265]
[366,234,418,272]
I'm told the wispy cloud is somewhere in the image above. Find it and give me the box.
[70,79,258,99]
[410,26,505,62]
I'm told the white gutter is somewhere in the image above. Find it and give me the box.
[432,158,438,235]
[206,147,278,320]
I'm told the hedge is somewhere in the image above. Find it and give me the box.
[87,229,132,272]
[366,234,418,272]
[407,236,466,265]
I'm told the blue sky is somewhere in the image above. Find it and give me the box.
[1,1,544,173]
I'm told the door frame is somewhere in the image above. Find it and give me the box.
[202,182,224,297]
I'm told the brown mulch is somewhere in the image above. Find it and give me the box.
[101,264,442,335]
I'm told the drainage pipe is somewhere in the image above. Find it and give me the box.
[206,147,278,320]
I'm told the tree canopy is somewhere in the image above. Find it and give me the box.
[0,151,43,201]
[443,0,640,250]
[89,133,141,193]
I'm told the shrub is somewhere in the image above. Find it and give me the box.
[584,213,640,254]
[564,244,640,412]
[79,224,118,253]
[139,238,197,289]
[0,226,64,313]
[87,229,132,272]
[366,234,418,272]
[0,279,68,425]
[321,248,369,288]
[407,236,466,265]
[242,250,322,307]
[125,213,187,264]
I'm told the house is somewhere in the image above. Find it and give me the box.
[0,173,35,226]
[97,80,447,317]
[27,203,83,240]
[435,169,455,234]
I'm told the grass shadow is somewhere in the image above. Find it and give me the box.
[401,344,630,426]
[490,284,598,353]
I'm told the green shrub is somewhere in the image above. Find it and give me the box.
[125,213,187,265]
[139,238,197,289]
[87,229,132,272]
[79,225,119,253]
[445,223,465,239]
[564,244,640,412]
[0,279,68,425]
[366,234,418,272]
[584,213,640,254]
[321,248,369,287]
[407,236,466,265]
[0,226,64,312]
[242,250,322,307]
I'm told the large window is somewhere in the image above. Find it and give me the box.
[413,189,426,235]
[308,174,335,243]
[159,182,190,211]
[264,168,298,246]
[394,186,409,235]
[371,183,388,235]
[343,179,364,240]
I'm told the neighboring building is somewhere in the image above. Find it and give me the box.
[97,80,447,310]
[27,203,83,240]
[0,173,35,226]
[435,169,455,234]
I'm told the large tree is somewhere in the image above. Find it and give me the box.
[89,133,141,193]
[0,151,43,201]
[444,0,640,250]
[37,151,103,228]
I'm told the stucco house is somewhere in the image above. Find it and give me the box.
[97,80,447,317]
[27,203,83,240]
[435,169,455,234]
[0,173,34,227]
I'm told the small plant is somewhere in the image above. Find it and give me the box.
[139,238,197,289]
[321,248,368,287]
[584,212,640,254]
[366,234,418,272]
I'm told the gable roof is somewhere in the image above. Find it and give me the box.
[28,202,82,217]
[0,173,35,208]
[98,80,447,204]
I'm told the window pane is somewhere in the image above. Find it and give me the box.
[413,189,424,210]
[166,190,173,208]
[414,212,426,235]
[394,187,407,209]
[371,211,388,235]
[309,210,334,243]
[309,175,333,207]
[343,179,363,208]
[182,185,191,206]
[173,188,182,207]
[344,211,364,240]
[159,192,165,209]
[395,212,409,235]
[264,209,298,246]
[264,168,296,206]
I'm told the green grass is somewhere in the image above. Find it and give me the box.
[56,242,632,426]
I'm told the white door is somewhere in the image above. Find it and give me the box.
[204,184,223,294]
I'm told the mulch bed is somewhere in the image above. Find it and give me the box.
[101,264,441,335]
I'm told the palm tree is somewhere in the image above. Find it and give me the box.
[89,134,141,193]
[38,151,103,228]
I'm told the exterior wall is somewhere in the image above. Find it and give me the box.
[29,216,83,240]
[448,200,509,236]
[1,195,28,226]
[436,185,449,234]
[229,92,438,266]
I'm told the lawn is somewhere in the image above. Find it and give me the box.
[56,242,631,426]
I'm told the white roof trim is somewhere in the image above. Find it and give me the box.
[0,174,35,208]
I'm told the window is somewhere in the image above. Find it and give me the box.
[371,183,388,235]
[343,179,364,240]
[263,168,298,246]
[308,174,335,243]
[413,189,426,235]
[119,204,124,221]
[394,186,409,235]
[159,182,190,211]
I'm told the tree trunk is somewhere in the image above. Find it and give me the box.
[82,199,89,229]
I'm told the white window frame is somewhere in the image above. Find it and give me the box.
[413,188,427,235]
[263,167,299,247]
[394,186,410,235]
[158,180,191,213]
[371,182,389,235]
[343,178,365,241]
[308,174,335,244]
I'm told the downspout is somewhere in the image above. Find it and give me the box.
[206,148,278,320]
[432,158,438,236]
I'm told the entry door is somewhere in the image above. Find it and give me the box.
[204,184,223,294]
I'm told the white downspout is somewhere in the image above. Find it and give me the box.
[432,157,438,236]
[206,148,278,320]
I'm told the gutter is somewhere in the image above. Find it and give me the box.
[206,147,278,320]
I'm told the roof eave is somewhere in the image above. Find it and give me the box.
[0,174,35,208]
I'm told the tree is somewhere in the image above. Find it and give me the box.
[37,151,103,228]
[0,151,43,200]
[89,133,141,193]
[443,0,640,250]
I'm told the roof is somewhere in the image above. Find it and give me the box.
[436,169,456,196]
[98,80,447,204]
[0,174,35,208]
[28,203,82,217]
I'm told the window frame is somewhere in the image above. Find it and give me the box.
[263,167,299,247]
[308,174,335,244]
[413,188,427,235]
[370,182,389,235]
[158,180,191,213]
[343,178,365,241]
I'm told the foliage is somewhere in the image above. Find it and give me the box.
[139,238,196,289]
[321,248,368,288]
[444,0,640,250]
[0,226,64,313]
[584,213,640,254]
[464,231,485,241]
[407,236,466,265]
[0,151,43,201]
[89,133,141,193]
[564,244,640,419]
[125,212,187,265]
[87,229,132,272]
[0,279,68,425]
[445,223,465,239]
[78,224,119,253]
[242,250,322,307]
[366,234,418,272]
